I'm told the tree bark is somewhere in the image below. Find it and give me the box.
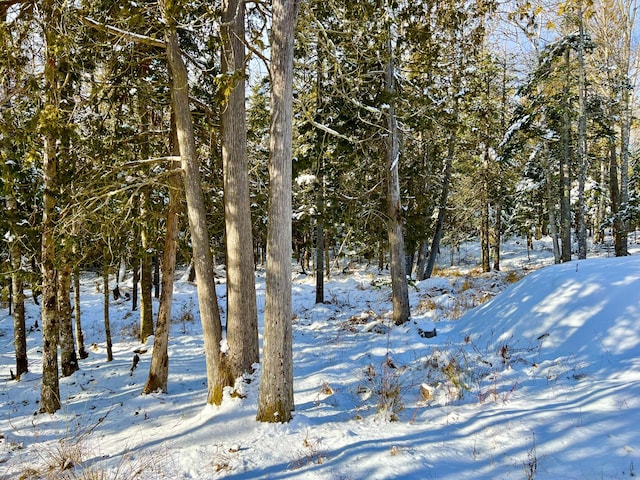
[161,1,227,404]
[39,0,61,412]
[73,264,88,359]
[492,200,502,271]
[143,169,181,394]
[58,264,78,376]
[256,0,300,423]
[481,145,490,272]
[139,188,154,342]
[103,248,113,362]
[560,47,572,263]
[610,140,626,256]
[221,0,259,379]
[315,171,325,304]
[7,193,27,379]
[576,5,588,260]
[384,23,410,325]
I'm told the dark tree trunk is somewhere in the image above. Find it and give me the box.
[73,265,88,359]
[58,264,79,377]
[140,189,154,343]
[103,248,113,362]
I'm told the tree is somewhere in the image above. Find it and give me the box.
[256,0,300,423]
[383,7,410,325]
[39,0,66,414]
[221,0,260,379]
[143,161,181,394]
[160,0,228,404]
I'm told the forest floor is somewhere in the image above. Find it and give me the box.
[1,237,639,479]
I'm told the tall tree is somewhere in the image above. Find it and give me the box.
[256,0,300,423]
[575,0,589,259]
[160,0,228,404]
[221,0,260,379]
[383,7,410,325]
[39,0,65,414]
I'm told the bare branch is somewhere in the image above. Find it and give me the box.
[80,16,166,49]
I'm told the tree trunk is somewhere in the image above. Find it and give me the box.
[415,240,429,281]
[8,192,27,379]
[610,140,625,256]
[576,6,588,260]
[161,2,227,404]
[560,47,572,263]
[594,154,606,244]
[221,0,259,379]
[492,200,502,271]
[425,131,454,279]
[132,247,139,311]
[256,0,300,423]
[384,24,409,325]
[58,264,79,377]
[143,169,181,394]
[73,265,88,359]
[481,146,490,272]
[103,248,113,362]
[618,76,631,255]
[140,188,154,343]
[40,0,61,411]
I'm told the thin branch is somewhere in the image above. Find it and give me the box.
[80,16,166,49]
[121,156,181,168]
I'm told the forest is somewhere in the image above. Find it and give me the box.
[1,0,639,477]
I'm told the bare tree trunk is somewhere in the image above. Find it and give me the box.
[143,169,181,394]
[7,193,27,379]
[161,1,227,404]
[594,154,606,244]
[73,265,88,359]
[492,200,502,271]
[415,240,429,281]
[576,5,588,260]
[40,132,60,413]
[481,146,490,272]
[610,141,626,256]
[384,24,409,325]
[103,247,113,362]
[221,0,259,379]
[618,76,631,255]
[315,174,325,304]
[140,188,154,342]
[40,0,61,410]
[58,264,78,376]
[257,0,300,423]
[425,132,454,279]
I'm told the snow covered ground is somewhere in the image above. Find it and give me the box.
[1,238,639,479]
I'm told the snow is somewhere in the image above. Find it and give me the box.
[1,238,639,479]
